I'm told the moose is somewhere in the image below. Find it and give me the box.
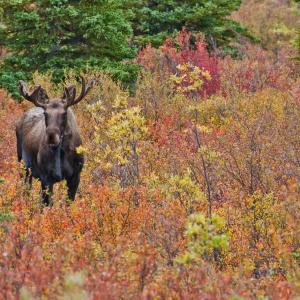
[16,77,93,205]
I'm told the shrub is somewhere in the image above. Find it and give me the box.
[176,213,228,265]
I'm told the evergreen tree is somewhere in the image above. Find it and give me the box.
[0,0,137,98]
[130,0,253,50]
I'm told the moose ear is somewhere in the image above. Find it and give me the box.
[19,81,49,108]
[37,87,49,102]
[62,85,76,106]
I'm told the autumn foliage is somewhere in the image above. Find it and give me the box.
[0,30,300,299]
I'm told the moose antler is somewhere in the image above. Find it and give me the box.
[63,76,94,107]
[19,81,49,108]
[73,76,94,105]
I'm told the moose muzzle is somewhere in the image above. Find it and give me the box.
[46,127,61,148]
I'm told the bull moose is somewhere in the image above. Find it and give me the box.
[16,77,93,205]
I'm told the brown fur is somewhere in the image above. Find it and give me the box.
[16,78,93,205]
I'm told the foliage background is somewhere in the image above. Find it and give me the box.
[0,0,300,299]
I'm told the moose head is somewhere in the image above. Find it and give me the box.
[19,76,93,148]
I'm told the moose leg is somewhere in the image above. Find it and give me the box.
[16,131,22,162]
[41,182,53,206]
[66,174,80,201]
[25,168,33,190]
[21,168,33,197]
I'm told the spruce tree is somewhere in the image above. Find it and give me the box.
[130,0,253,50]
[0,0,137,98]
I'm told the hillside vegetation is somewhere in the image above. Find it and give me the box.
[0,1,300,299]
